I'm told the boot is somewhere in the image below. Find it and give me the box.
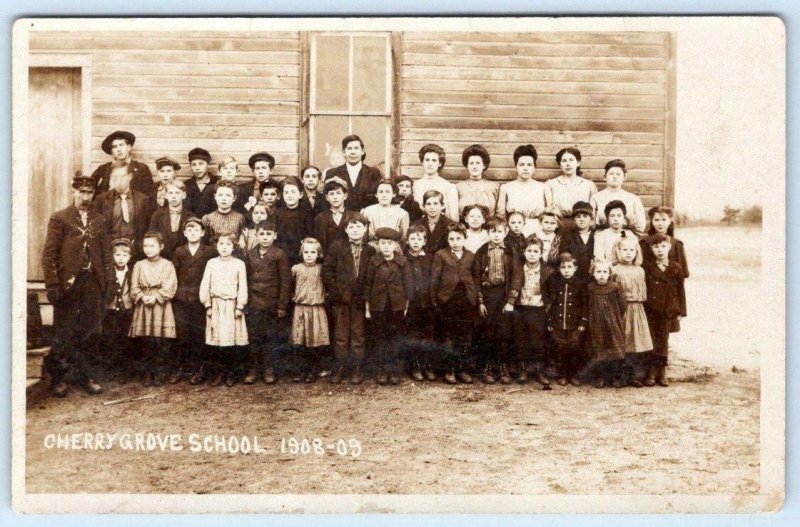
[569,376,582,387]
[411,362,424,382]
[350,365,363,385]
[225,372,236,387]
[656,365,669,387]
[153,372,166,387]
[534,364,550,387]
[643,366,656,387]
[304,371,316,383]
[168,371,183,384]
[444,370,457,384]
[423,366,436,382]
[376,370,388,385]
[263,367,276,384]
[498,363,512,385]
[51,380,69,398]
[517,362,528,384]
[330,366,345,384]
[210,372,224,387]
[244,368,258,384]
[84,379,103,395]
[189,365,205,385]
[593,377,605,389]
[483,363,496,385]
[389,371,401,385]
[457,371,473,384]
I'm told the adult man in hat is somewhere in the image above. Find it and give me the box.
[41,174,110,397]
[324,134,382,212]
[184,147,219,217]
[91,130,155,198]
[236,151,275,214]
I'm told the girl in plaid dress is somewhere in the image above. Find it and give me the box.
[585,258,627,388]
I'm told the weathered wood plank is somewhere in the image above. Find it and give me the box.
[401,129,664,145]
[95,125,297,142]
[30,35,301,52]
[404,78,665,96]
[401,116,665,134]
[94,100,300,115]
[94,61,301,77]
[93,86,300,102]
[403,41,667,58]
[401,141,665,158]
[402,31,667,45]
[403,53,666,70]
[93,138,299,155]
[91,50,301,65]
[402,90,665,109]
[94,74,299,90]
[31,30,300,40]
[93,112,299,128]
[403,65,666,84]
[400,103,664,121]
[401,153,664,171]
[424,167,664,183]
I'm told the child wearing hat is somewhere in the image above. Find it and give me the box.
[171,217,217,384]
[92,130,154,198]
[238,151,276,214]
[456,144,499,217]
[394,175,423,223]
[148,179,195,261]
[561,201,596,283]
[364,227,414,385]
[185,147,220,217]
[153,156,181,208]
[100,238,135,382]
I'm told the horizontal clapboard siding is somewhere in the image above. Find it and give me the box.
[398,31,672,207]
[30,31,302,179]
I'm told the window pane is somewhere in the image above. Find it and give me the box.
[352,36,388,113]
[314,35,349,112]
[352,116,388,176]
[311,115,349,169]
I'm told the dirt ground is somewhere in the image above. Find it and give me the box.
[24,225,762,496]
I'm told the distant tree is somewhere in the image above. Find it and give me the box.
[741,205,762,224]
[721,205,741,225]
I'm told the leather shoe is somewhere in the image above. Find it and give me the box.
[330,367,344,384]
[483,370,495,385]
[84,379,103,395]
[593,377,605,389]
[656,366,669,387]
[569,377,581,387]
[423,369,436,382]
[304,372,316,383]
[225,373,236,387]
[444,370,457,384]
[517,370,528,384]
[243,369,258,384]
[389,372,401,385]
[210,373,224,387]
[264,368,276,384]
[411,369,424,382]
[189,367,205,385]
[168,372,183,384]
[535,370,550,387]
[350,367,363,385]
[557,377,568,386]
[51,381,69,398]
[498,365,512,385]
[457,371,473,384]
[376,371,388,385]
[153,373,166,387]
[643,366,656,387]
[612,377,624,389]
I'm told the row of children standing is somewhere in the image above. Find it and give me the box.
[92,131,687,391]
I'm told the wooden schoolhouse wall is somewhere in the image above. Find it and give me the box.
[396,32,676,208]
[29,31,303,181]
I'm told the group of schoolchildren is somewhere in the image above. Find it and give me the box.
[91,132,687,392]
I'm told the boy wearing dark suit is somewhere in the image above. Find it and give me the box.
[401,224,436,381]
[41,175,110,397]
[643,233,685,387]
[93,165,154,259]
[91,130,154,198]
[148,179,195,260]
[313,176,358,253]
[322,213,376,384]
[237,151,275,215]
[411,190,454,255]
[243,219,292,384]
[184,147,219,217]
[324,134,382,212]
[394,175,423,223]
[299,165,329,218]
[170,217,217,384]
[100,238,135,382]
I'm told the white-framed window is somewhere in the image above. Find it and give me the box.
[309,32,392,175]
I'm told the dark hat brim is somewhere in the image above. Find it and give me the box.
[101,131,136,155]
[248,152,276,170]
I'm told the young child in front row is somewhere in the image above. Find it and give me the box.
[402,224,437,381]
[504,237,552,387]
[290,238,330,383]
[128,231,178,387]
[543,252,587,386]
[244,219,291,385]
[100,238,135,383]
[171,217,216,385]
[612,236,653,387]
[472,216,515,384]
[364,227,414,385]
[430,223,478,384]
[643,233,685,387]
[199,232,249,387]
[585,259,627,389]
[322,214,376,385]
[462,204,489,254]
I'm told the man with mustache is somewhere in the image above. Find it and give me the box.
[41,174,111,397]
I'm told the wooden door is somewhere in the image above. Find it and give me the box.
[28,67,82,280]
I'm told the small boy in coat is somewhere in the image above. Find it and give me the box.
[401,224,436,381]
[148,179,195,260]
[100,238,135,382]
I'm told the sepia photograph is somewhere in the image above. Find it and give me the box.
[9,16,785,514]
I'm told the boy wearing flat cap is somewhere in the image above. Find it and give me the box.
[184,147,220,217]
[41,174,110,397]
[364,227,414,385]
[92,130,154,198]
[237,151,276,215]
[153,156,181,208]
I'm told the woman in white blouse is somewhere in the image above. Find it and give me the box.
[496,144,547,237]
